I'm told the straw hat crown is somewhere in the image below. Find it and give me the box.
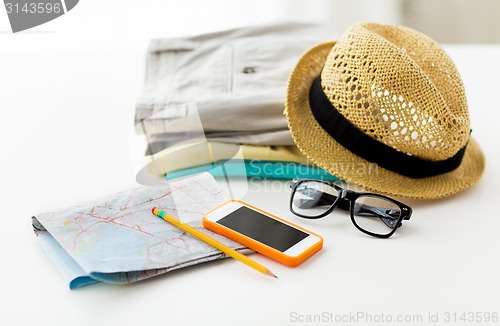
[321,23,469,160]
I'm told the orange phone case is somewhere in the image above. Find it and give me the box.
[202,200,323,267]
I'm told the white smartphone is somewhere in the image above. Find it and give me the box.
[202,200,323,267]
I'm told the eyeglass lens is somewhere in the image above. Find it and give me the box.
[291,180,341,217]
[352,195,402,235]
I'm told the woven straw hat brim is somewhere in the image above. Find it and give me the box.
[286,42,485,199]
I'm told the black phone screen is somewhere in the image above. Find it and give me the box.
[217,206,310,252]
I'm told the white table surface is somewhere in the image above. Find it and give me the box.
[1,17,500,326]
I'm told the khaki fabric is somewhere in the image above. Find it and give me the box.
[135,22,333,152]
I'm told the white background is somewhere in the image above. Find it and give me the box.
[1,1,500,326]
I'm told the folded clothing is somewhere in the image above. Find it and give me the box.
[136,140,338,182]
[165,160,339,181]
[135,22,333,149]
[139,141,313,177]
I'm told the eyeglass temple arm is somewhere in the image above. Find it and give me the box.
[353,204,403,228]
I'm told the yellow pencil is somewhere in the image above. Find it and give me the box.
[151,207,277,278]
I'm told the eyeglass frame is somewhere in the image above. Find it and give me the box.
[289,178,412,238]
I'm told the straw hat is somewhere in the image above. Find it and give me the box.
[285,22,485,199]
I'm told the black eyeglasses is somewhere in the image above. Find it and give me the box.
[289,178,412,238]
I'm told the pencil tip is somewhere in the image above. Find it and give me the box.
[265,270,278,278]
